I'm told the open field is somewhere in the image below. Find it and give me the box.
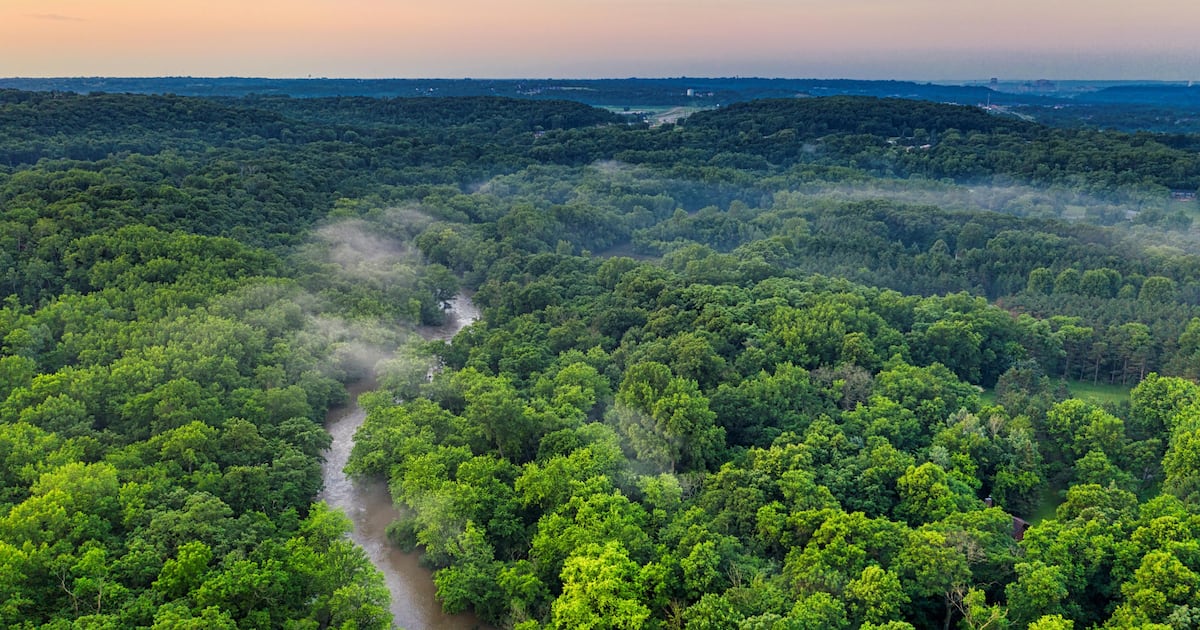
[1066,380,1133,406]
[980,379,1131,407]
[603,105,711,126]
[1029,484,1065,525]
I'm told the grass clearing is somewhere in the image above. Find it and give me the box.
[1029,484,1066,525]
[602,105,710,126]
[1066,380,1132,406]
[979,379,1131,408]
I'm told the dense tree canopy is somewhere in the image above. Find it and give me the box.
[5,89,1200,628]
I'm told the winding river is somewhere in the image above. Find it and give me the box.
[319,293,482,630]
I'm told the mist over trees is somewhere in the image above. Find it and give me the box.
[3,89,1200,628]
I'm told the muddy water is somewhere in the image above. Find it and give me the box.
[319,293,481,630]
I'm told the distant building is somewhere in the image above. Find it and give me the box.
[983,496,1031,541]
[1171,190,1197,202]
[1013,516,1031,541]
[1019,79,1057,93]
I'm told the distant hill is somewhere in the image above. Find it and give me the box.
[1078,84,1200,106]
[682,96,1037,138]
[0,76,1060,107]
[4,76,1199,133]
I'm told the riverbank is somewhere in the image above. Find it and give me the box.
[319,292,482,630]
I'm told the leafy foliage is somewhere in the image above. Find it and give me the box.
[6,88,1200,629]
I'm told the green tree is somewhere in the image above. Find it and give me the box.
[846,565,910,626]
[1027,268,1054,295]
[1005,561,1069,627]
[895,462,967,526]
[611,361,724,472]
[455,368,538,462]
[894,528,971,630]
[1053,269,1081,295]
[550,541,650,630]
[1138,276,1176,303]
[1163,419,1200,504]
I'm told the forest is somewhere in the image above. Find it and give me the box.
[4,88,1200,629]
[7,77,1200,134]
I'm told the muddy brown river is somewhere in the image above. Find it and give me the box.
[319,293,482,630]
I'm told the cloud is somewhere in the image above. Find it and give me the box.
[26,13,86,22]
[315,219,417,282]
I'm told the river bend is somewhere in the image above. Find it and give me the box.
[319,293,481,630]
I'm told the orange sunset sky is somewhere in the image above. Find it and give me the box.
[2,0,1198,79]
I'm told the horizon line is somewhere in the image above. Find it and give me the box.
[1,75,1195,84]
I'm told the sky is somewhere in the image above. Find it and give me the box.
[2,0,1198,80]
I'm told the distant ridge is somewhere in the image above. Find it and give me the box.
[7,77,1199,133]
[0,76,1069,107]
